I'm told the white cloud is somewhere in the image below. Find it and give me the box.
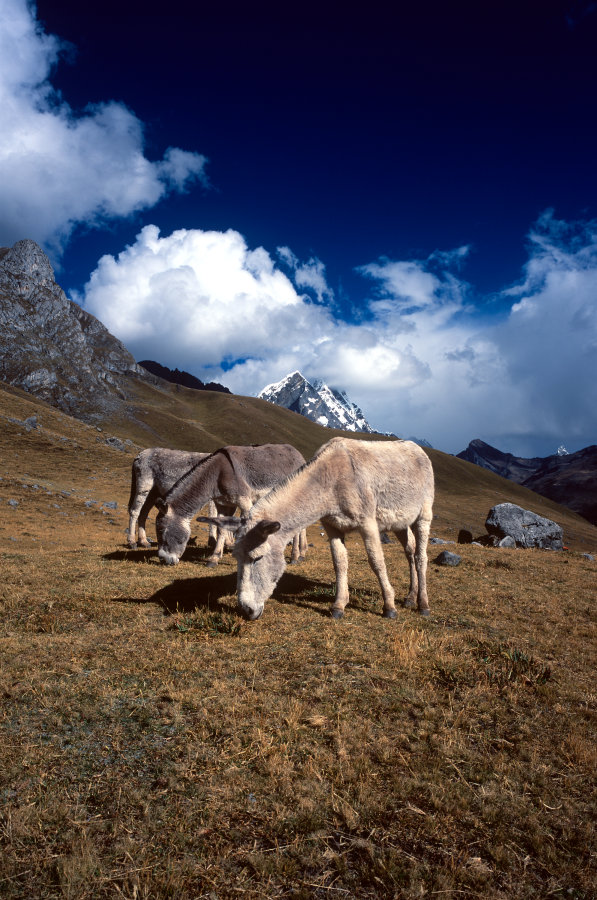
[0,0,207,252]
[277,246,333,303]
[77,213,597,457]
[78,225,333,369]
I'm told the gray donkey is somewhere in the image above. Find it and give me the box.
[127,448,228,550]
[200,437,434,620]
[156,443,308,567]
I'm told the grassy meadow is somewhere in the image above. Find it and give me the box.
[1,383,595,898]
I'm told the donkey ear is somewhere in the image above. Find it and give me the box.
[155,497,167,513]
[256,520,281,538]
[197,515,242,532]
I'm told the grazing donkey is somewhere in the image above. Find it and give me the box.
[156,443,308,567]
[200,437,434,620]
[127,448,227,550]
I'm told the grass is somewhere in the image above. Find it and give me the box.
[1,385,596,898]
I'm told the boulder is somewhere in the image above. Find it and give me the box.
[485,503,563,550]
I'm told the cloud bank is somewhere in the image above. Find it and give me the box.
[78,211,597,457]
[0,0,207,252]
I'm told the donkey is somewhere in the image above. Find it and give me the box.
[200,437,434,620]
[156,443,308,567]
[127,448,228,550]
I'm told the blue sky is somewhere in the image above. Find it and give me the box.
[1,0,597,456]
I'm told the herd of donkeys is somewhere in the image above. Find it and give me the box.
[126,439,435,622]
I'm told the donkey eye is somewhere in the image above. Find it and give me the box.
[251,555,263,563]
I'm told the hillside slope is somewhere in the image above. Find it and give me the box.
[2,382,595,553]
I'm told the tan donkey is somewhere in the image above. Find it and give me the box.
[202,437,434,620]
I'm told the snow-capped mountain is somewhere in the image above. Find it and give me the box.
[258,371,375,433]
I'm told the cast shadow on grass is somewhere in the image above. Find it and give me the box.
[272,572,338,618]
[113,573,238,615]
[104,545,223,564]
[113,570,338,618]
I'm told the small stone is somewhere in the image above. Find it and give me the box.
[434,550,461,566]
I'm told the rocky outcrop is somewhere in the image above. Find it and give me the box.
[258,371,375,433]
[0,240,146,421]
[458,439,597,526]
[485,503,564,550]
[138,359,231,393]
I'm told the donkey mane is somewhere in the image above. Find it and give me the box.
[163,449,221,501]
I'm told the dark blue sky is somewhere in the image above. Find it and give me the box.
[36,0,597,307]
[3,0,597,454]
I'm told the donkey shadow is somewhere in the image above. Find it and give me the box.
[104,544,221,565]
[112,568,337,618]
[113,573,238,615]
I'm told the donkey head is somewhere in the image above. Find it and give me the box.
[156,498,191,565]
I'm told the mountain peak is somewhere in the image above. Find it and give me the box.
[258,372,375,433]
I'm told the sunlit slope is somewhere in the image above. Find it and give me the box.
[1,380,595,551]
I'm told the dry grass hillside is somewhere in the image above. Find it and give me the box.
[1,381,595,898]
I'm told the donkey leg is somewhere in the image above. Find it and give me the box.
[206,502,236,566]
[325,526,350,618]
[128,490,150,548]
[137,489,158,548]
[289,525,307,564]
[299,528,308,561]
[412,505,432,615]
[395,527,418,609]
[289,532,301,564]
[206,500,218,550]
[360,521,397,618]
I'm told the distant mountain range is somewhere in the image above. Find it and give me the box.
[258,371,376,433]
[457,439,597,525]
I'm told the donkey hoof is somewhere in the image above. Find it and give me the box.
[128,542,137,550]
[330,608,344,620]
[402,598,415,609]
[205,560,219,568]
[383,608,397,619]
[419,608,430,617]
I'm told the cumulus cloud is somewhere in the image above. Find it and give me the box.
[77,212,597,457]
[277,246,333,303]
[0,0,207,252]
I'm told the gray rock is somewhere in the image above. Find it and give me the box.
[8,499,19,508]
[485,502,563,550]
[434,550,462,566]
[102,501,118,510]
[0,239,147,421]
[105,436,127,451]
[497,535,516,548]
[583,553,594,561]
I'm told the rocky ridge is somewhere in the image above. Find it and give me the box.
[0,240,148,422]
[258,371,375,433]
